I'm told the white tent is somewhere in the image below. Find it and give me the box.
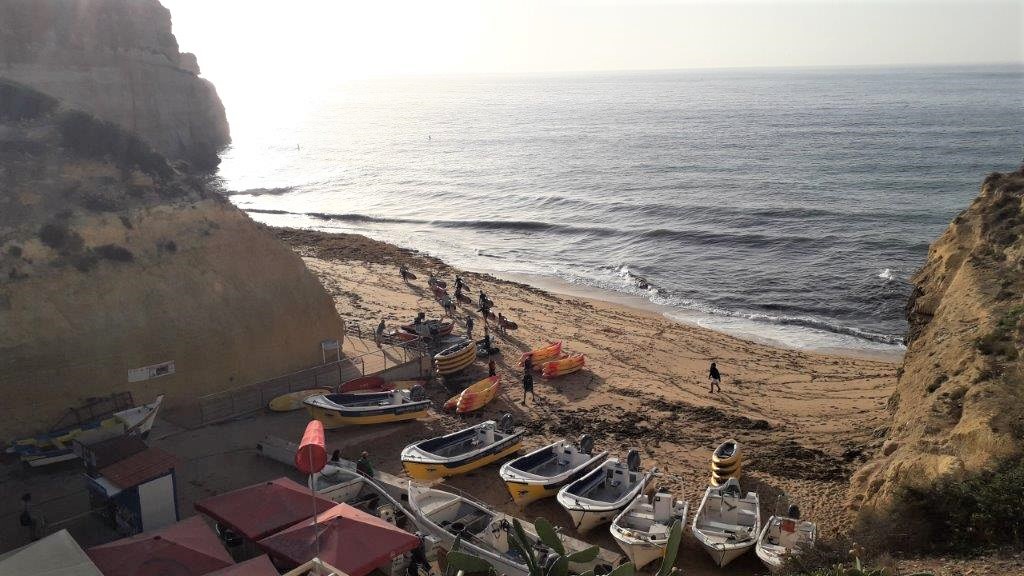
[0,529,103,575]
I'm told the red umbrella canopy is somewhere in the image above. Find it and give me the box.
[194,477,335,540]
[86,516,233,576]
[257,503,421,575]
[204,554,278,575]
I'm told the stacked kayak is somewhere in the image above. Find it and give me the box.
[710,439,743,486]
[434,340,476,375]
[443,375,501,413]
[401,415,523,480]
[541,354,586,379]
[520,341,563,366]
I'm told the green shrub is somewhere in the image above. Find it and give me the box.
[0,79,59,121]
[38,222,83,252]
[882,458,1024,555]
[94,244,134,262]
[56,111,173,179]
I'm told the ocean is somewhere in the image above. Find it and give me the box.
[218,64,1024,355]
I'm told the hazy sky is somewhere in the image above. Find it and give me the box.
[162,0,1022,91]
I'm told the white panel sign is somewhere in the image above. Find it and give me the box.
[128,361,175,383]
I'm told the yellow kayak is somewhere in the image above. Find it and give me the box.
[443,375,501,413]
[268,388,332,412]
[519,341,562,366]
[541,354,585,379]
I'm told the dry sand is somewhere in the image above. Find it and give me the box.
[276,228,899,575]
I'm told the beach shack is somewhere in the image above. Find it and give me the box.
[257,503,421,575]
[80,436,179,535]
[194,477,335,560]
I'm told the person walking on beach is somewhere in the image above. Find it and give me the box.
[441,295,454,317]
[488,358,497,377]
[709,362,722,393]
[497,312,507,335]
[375,319,385,348]
[454,283,463,303]
[400,264,411,282]
[19,493,43,542]
[356,451,374,478]
[455,275,465,293]
[466,316,474,340]
[522,370,535,404]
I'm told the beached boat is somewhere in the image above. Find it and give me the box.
[442,375,501,413]
[610,492,688,569]
[304,387,430,428]
[710,439,743,486]
[402,320,453,339]
[755,508,817,572]
[401,415,523,480]
[519,341,562,366]
[499,436,608,507]
[268,389,332,412]
[556,449,655,533]
[338,376,396,394]
[6,395,164,467]
[541,354,585,379]
[691,478,761,567]
[434,340,476,375]
[408,484,613,576]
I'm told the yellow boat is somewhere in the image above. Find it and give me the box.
[401,415,523,480]
[268,388,332,412]
[499,436,608,507]
[304,387,430,428]
[442,375,501,413]
[541,354,585,379]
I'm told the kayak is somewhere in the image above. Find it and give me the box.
[520,341,563,366]
[499,317,519,330]
[541,354,585,379]
[443,375,501,413]
[434,340,476,375]
[338,376,395,394]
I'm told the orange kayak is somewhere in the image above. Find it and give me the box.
[519,341,562,367]
[443,375,501,413]
[541,354,585,379]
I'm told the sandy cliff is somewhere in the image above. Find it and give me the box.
[850,170,1024,512]
[0,80,343,442]
[0,0,229,169]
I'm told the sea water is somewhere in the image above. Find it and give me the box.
[218,64,1024,355]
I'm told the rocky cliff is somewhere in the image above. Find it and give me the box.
[0,0,229,170]
[850,170,1024,512]
[0,80,343,442]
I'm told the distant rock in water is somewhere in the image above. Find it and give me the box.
[0,0,230,170]
[850,169,1024,514]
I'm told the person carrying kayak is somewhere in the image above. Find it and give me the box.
[400,264,411,282]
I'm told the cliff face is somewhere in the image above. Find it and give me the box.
[0,0,229,170]
[850,171,1024,512]
[0,81,343,441]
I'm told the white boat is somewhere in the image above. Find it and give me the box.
[401,415,524,480]
[499,435,608,507]
[755,508,817,572]
[556,449,655,533]
[691,478,761,567]
[8,395,164,467]
[610,492,688,569]
[408,483,613,576]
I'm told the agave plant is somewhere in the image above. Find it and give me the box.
[652,519,684,576]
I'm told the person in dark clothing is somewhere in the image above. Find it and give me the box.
[455,275,464,292]
[522,370,535,404]
[356,451,374,477]
[709,362,722,393]
[330,449,341,463]
[466,316,474,339]
[482,332,492,353]
[454,284,463,301]
[400,265,411,282]
[478,290,487,309]
[375,319,385,348]
[488,358,497,377]
[523,353,533,373]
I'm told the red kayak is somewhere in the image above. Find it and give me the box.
[338,376,394,394]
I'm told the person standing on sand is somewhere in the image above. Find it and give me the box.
[375,319,385,348]
[497,312,507,335]
[488,358,497,377]
[400,264,411,282]
[455,275,464,293]
[523,353,533,373]
[466,316,474,340]
[522,370,535,404]
[441,295,454,317]
[356,451,374,477]
[709,362,722,393]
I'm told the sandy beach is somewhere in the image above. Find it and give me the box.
[274,227,898,573]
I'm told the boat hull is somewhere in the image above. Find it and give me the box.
[306,403,428,428]
[565,505,620,533]
[699,542,754,567]
[611,538,664,570]
[403,439,522,480]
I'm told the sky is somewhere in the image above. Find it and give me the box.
[161,0,1023,94]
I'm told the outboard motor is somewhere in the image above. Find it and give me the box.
[409,385,427,402]
[498,413,515,433]
[787,504,801,520]
[626,448,641,472]
[578,434,594,455]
